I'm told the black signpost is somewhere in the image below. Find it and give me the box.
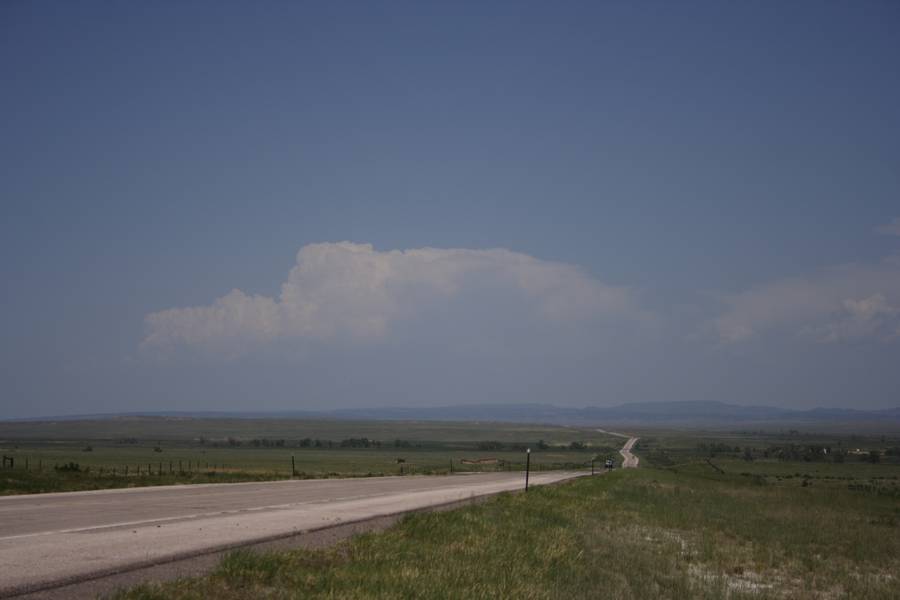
[525,448,531,491]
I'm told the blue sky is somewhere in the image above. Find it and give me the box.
[2,1,899,418]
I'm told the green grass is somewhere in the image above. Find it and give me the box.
[0,444,609,475]
[0,447,604,495]
[0,418,621,494]
[0,416,621,445]
[113,462,900,600]
[0,468,291,495]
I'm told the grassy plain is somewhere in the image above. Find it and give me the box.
[0,417,621,443]
[7,419,900,597]
[115,456,900,599]
[0,417,621,494]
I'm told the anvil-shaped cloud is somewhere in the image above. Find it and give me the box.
[142,242,646,354]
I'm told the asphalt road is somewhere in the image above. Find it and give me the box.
[619,437,640,468]
[0,470,581,597]
[596,429,640,468]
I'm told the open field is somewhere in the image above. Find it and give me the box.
[0,418,622,495]
[633,428,900,471]
[6,421,899,598]
[114,456,900,599]
[0,417,623,443]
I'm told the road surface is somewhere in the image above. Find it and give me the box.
[618,436,640,468]
[0,471,580,596]
[596,429,640,468]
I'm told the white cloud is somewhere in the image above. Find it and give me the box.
[817,294,900,343]
[143,242,644,354]
[713,256,900,343]
[875,217,900,236]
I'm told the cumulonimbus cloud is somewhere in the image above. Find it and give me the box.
[142,242,645,353]
[713,256,900,343]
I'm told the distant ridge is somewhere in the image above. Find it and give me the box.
[326,401,900,426]
[6,401,900,427]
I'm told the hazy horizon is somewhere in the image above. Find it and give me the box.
[3,2,899,419]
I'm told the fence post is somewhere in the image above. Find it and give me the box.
[291,455,296,477]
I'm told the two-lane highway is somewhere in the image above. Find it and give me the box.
[0,471,581,597]
[596,429,640,468]
[618,437,640,468]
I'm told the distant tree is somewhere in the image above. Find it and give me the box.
[536,440,550,450]
[867,450,881,464]
[568,441,587,451]
[477,441,504,451]
[341,437,375,448]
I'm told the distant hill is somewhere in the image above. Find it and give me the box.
[327,401,900,427]
[8,401,900,428]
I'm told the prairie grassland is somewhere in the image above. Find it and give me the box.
[114,464,900,600]
[0,447,601,495]
[0,417,620,444]
[0,418,620,494]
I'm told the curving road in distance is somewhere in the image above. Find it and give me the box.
[596,429,640,468]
